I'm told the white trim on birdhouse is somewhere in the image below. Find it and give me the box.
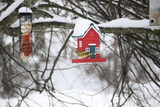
[79,41,82,47]
[88,43,96,46]
[95,47,100,53]
[85,48,90,52]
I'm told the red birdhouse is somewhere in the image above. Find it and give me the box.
[72,23,106,63]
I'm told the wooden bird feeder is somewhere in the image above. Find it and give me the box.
[19,7,33,59]
[72,23,106,63]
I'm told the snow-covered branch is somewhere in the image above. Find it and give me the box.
[6,18,160,37]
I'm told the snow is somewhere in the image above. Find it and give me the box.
[98,18,149,28]
[33,15,73,23]
[2,34,13,46]
[1,91,111,107]
[10,20,19,28]
[33,1,49,7]
[0,57,138,107]
[1,1,160,107]
[49,0,64,5]
[1,30,159,107]
[11,17,152,30]
[10,16,74,28]
[12,17,151,31]
[0,0,24,22]
[19,7,33,13]
[1,57,159,107]
[73,18,100,36]
[0,3,7,11]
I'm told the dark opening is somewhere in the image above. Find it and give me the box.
[150,18,155,24]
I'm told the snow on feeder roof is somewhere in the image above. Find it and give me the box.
[19,7,33,13]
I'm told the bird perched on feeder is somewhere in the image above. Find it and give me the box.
[75,50,94,58]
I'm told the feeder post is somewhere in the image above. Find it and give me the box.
[149,0,160,26]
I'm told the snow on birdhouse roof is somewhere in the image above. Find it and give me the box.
[72,18,101,38]
[19,7,33,13]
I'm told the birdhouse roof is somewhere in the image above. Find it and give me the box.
[72,23,102,38]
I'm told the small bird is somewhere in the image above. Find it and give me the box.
[75,50,94,58]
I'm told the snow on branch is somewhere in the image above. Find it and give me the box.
[98,18,160,35]
[5,18,160,37]
[24,18,160,35]
[0,0,24,22]
[98,18,149,28]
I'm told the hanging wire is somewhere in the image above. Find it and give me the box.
[87,0,89,19]
[25,0,27,12]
